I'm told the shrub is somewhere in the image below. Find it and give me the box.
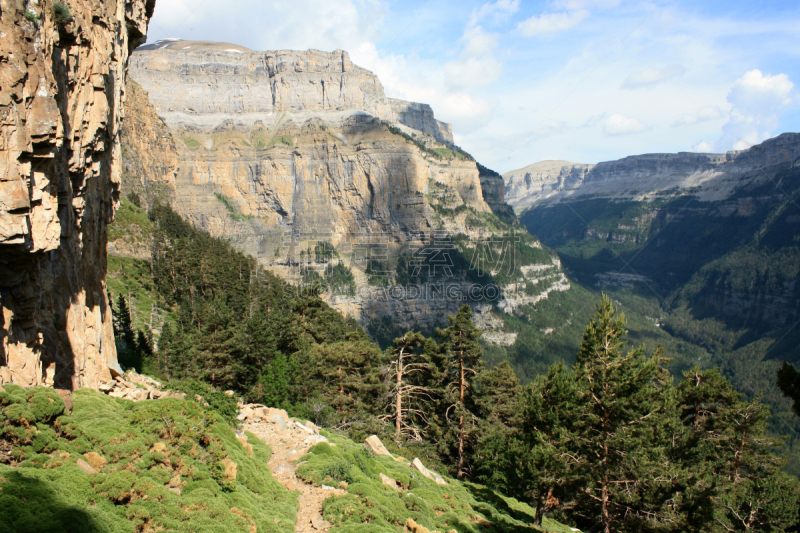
[165,379,239,424]
[53,2,73,24]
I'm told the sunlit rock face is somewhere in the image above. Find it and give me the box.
[125,40,567,338]
[0,0,154,389]
[127,41,496,252]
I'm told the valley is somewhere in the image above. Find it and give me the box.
[1,2,799,530]
[512,138,800,474]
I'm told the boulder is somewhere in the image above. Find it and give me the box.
[411,458,447,485]
[364,435,393,457]
[267,407,290,421]
[380,473,398,489]
[270,413,287,429]
[294,421,314,434]
[304,435,329,446]
[76,459,96,474]
[250,407,268,419]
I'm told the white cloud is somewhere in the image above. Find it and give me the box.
[691,141,715,153]
[604,114,648,136]
[470,0,520,26]
[350,43,495,135]
[146,0,203,30]
[554,0,620,9]
[672,105,724,126]
[147,0,387,54]
[517,10,589,37]
[622,64,686,89]
[142,0,800,171]
[716,69,794,150]
[445,25,503,88]
[437,93,495,131]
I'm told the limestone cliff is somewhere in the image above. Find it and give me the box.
[504,133,800,212]
[0,0,154,388]
[128,41,491,250]
[123,40,568,339]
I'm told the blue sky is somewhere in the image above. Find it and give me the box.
[146,0,800,172]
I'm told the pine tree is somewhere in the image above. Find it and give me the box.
[777,361,800,417]
[113,294,136,348]
[570,295,681,533]
[475,362,578,526]
[112,295,142,371]
[435,304,483,479]
[474,360,520,425]
[678,367,800,532]
[301,339,383,426]
[382,331,435,445]
[156,322,174,375]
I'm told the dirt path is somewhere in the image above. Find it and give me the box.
[242,414,346,533]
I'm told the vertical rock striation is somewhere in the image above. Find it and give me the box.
[127,41,492,254]
[124,40,571,338]
[0,0,154,388]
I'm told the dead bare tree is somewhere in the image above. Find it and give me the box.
[380,332,435,446]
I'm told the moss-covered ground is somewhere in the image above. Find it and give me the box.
[0,386,296,533]
[296,434,574,533]
[0,385,576,532]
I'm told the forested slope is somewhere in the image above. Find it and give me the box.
[520,162,800,475]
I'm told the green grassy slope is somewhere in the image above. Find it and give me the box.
[0,386,296,533]
[296,435,573,533]
[0,385,574,533]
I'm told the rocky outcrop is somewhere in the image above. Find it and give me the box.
[504,133,800,212]
[123,40,570,341]
[127,42,490,250]
[0,0,154,388]
[129,40,450,141]
[120,79,179,195]
[390,99,453,145]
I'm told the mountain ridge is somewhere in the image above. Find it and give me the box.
[504,132,800,212]
[122,40,570,341]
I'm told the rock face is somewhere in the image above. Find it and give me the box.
[123,40,569,338]
[504,133,800,212]
[127,42,489,250]
[389,99,453,145]
[130,40,453,143]
[0,0,154,388]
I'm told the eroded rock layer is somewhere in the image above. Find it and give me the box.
[504,133,800,212]
[127,42,502,254]
[0,0,153,388]
[124,41,565,337]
